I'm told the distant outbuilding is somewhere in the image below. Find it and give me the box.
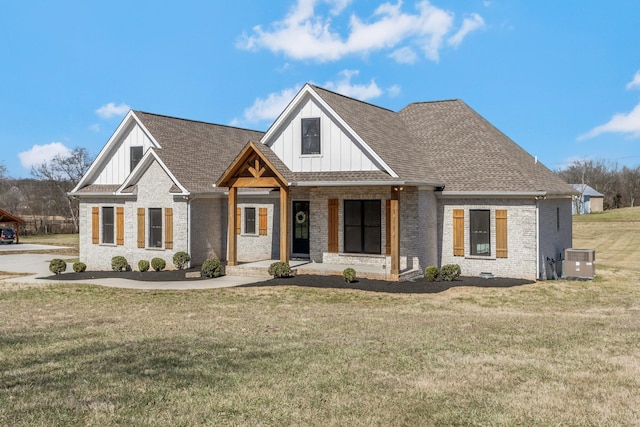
[570,184,604,215]
[0,208,25,243]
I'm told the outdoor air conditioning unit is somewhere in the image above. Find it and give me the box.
[563,249,596,279]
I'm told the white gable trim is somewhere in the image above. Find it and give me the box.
[71,111,161,193]
[116,149,189,195]
[261,84,398,178]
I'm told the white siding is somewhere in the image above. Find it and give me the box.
[267,96,384,173]
[94,123,154,185]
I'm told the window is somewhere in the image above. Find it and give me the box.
[102,207,114,244]
[148,208,163,248]
[301,117,320,155]
[244,207,256,234]
[130,146,143,172]
[344,200,381,254]
[470,210,490,256]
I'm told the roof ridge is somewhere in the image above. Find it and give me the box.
[309,84,396,114]
[134,110,264,134]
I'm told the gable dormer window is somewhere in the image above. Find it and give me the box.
[130,146,143,172]
[301,117,320,155]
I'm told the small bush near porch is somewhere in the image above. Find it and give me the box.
[1,272,639,426]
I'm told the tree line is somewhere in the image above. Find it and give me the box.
[0,147,92,234]
[555,159,640,210]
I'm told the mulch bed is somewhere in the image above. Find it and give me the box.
[39,269,534,293]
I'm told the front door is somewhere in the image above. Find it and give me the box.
[292,201,310,256]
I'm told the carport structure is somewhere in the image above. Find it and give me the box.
[0,208,25,243]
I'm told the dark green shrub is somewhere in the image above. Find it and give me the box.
[72,262,87,273]
[343,268,356,283]
[440,264,461,281]
[138,260,150,272]
[424,265,438,282]
[201,258,222,278]
[173,251,191,270]
[268,261,291,278]
[49,259,67,275]
[111,256,129,272]
[151,257,166,272]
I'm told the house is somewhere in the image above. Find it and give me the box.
[570,184,604,214]
[70,84,575,280]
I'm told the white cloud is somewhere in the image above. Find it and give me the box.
[324,70,382,100]
[626,70,640,90]
[89,123,101,132]
[448,13,485,47]
[389,46,418,64]
[387,84,401,97]
[96,102,131,119]
[242,86,302,123]
[579,102,640,140]
[18,142,71,169]
[235,71,389,125]
[238,0,483,63]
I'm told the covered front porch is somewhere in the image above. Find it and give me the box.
[216,141,403,280]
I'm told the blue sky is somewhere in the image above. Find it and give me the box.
[1,0,639,178]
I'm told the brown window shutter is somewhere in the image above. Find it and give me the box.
[116,207,124,245]
[328,199,338,253]
[453,209,464,256]
[385,199,391,255]
[496,209,508,258]
[137,208,145,248]
[91,207,99,244]
[165,208,173,249]
[236,208,241,235]
[259,207,267,235]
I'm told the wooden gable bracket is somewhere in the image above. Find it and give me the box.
[217,141,290,266]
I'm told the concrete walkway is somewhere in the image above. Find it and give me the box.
[0,252,265,290]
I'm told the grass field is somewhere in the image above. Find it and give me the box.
[1,215,639,425]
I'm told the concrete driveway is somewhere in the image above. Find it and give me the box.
[0,249,263,290]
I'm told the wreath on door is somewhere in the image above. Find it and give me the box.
[295,211,307,224]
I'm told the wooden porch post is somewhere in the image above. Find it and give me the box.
[279,187,290,264]
[227,187,238,266]
[390,188,400,278]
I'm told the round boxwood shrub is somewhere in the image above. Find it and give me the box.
[440,264,461,281]
[151,257,166,272]
[201,258,223,278]
[173,251,191,270]
[343,268,356,283]
[72,262,87,273]
[138,260,150,272]
[111,256,129,272]
[424,266,439,282]
[49,259,67,275]
[268,261,291,278]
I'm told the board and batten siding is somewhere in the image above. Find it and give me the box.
[94,122,154,185]
[267,97,384,173]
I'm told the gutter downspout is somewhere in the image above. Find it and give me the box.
[536,199,540,280]
[187,197,192,268]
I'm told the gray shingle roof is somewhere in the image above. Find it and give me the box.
[134,111,264,194]
[571,184,604,197]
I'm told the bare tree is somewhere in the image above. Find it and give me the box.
[31,147,93,232]
[621,166,640,207]
[557,159,619,210]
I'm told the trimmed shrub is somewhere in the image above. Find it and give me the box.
[268,261,291,278]
[72,262,87,273]
[111,256,129,272]
[49,259,67,275]
[343,268,356,283]
[173,251,191,270]
[201,258,222,278]
[138,260,150,272]
[440,264,461,281]
[151,257,166,272]
[424,265,439,282]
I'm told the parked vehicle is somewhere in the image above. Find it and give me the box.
[0,228,16,244]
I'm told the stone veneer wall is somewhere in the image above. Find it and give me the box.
[438,198,539,280]
[79,161,188,271]
[235,196,280,262]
